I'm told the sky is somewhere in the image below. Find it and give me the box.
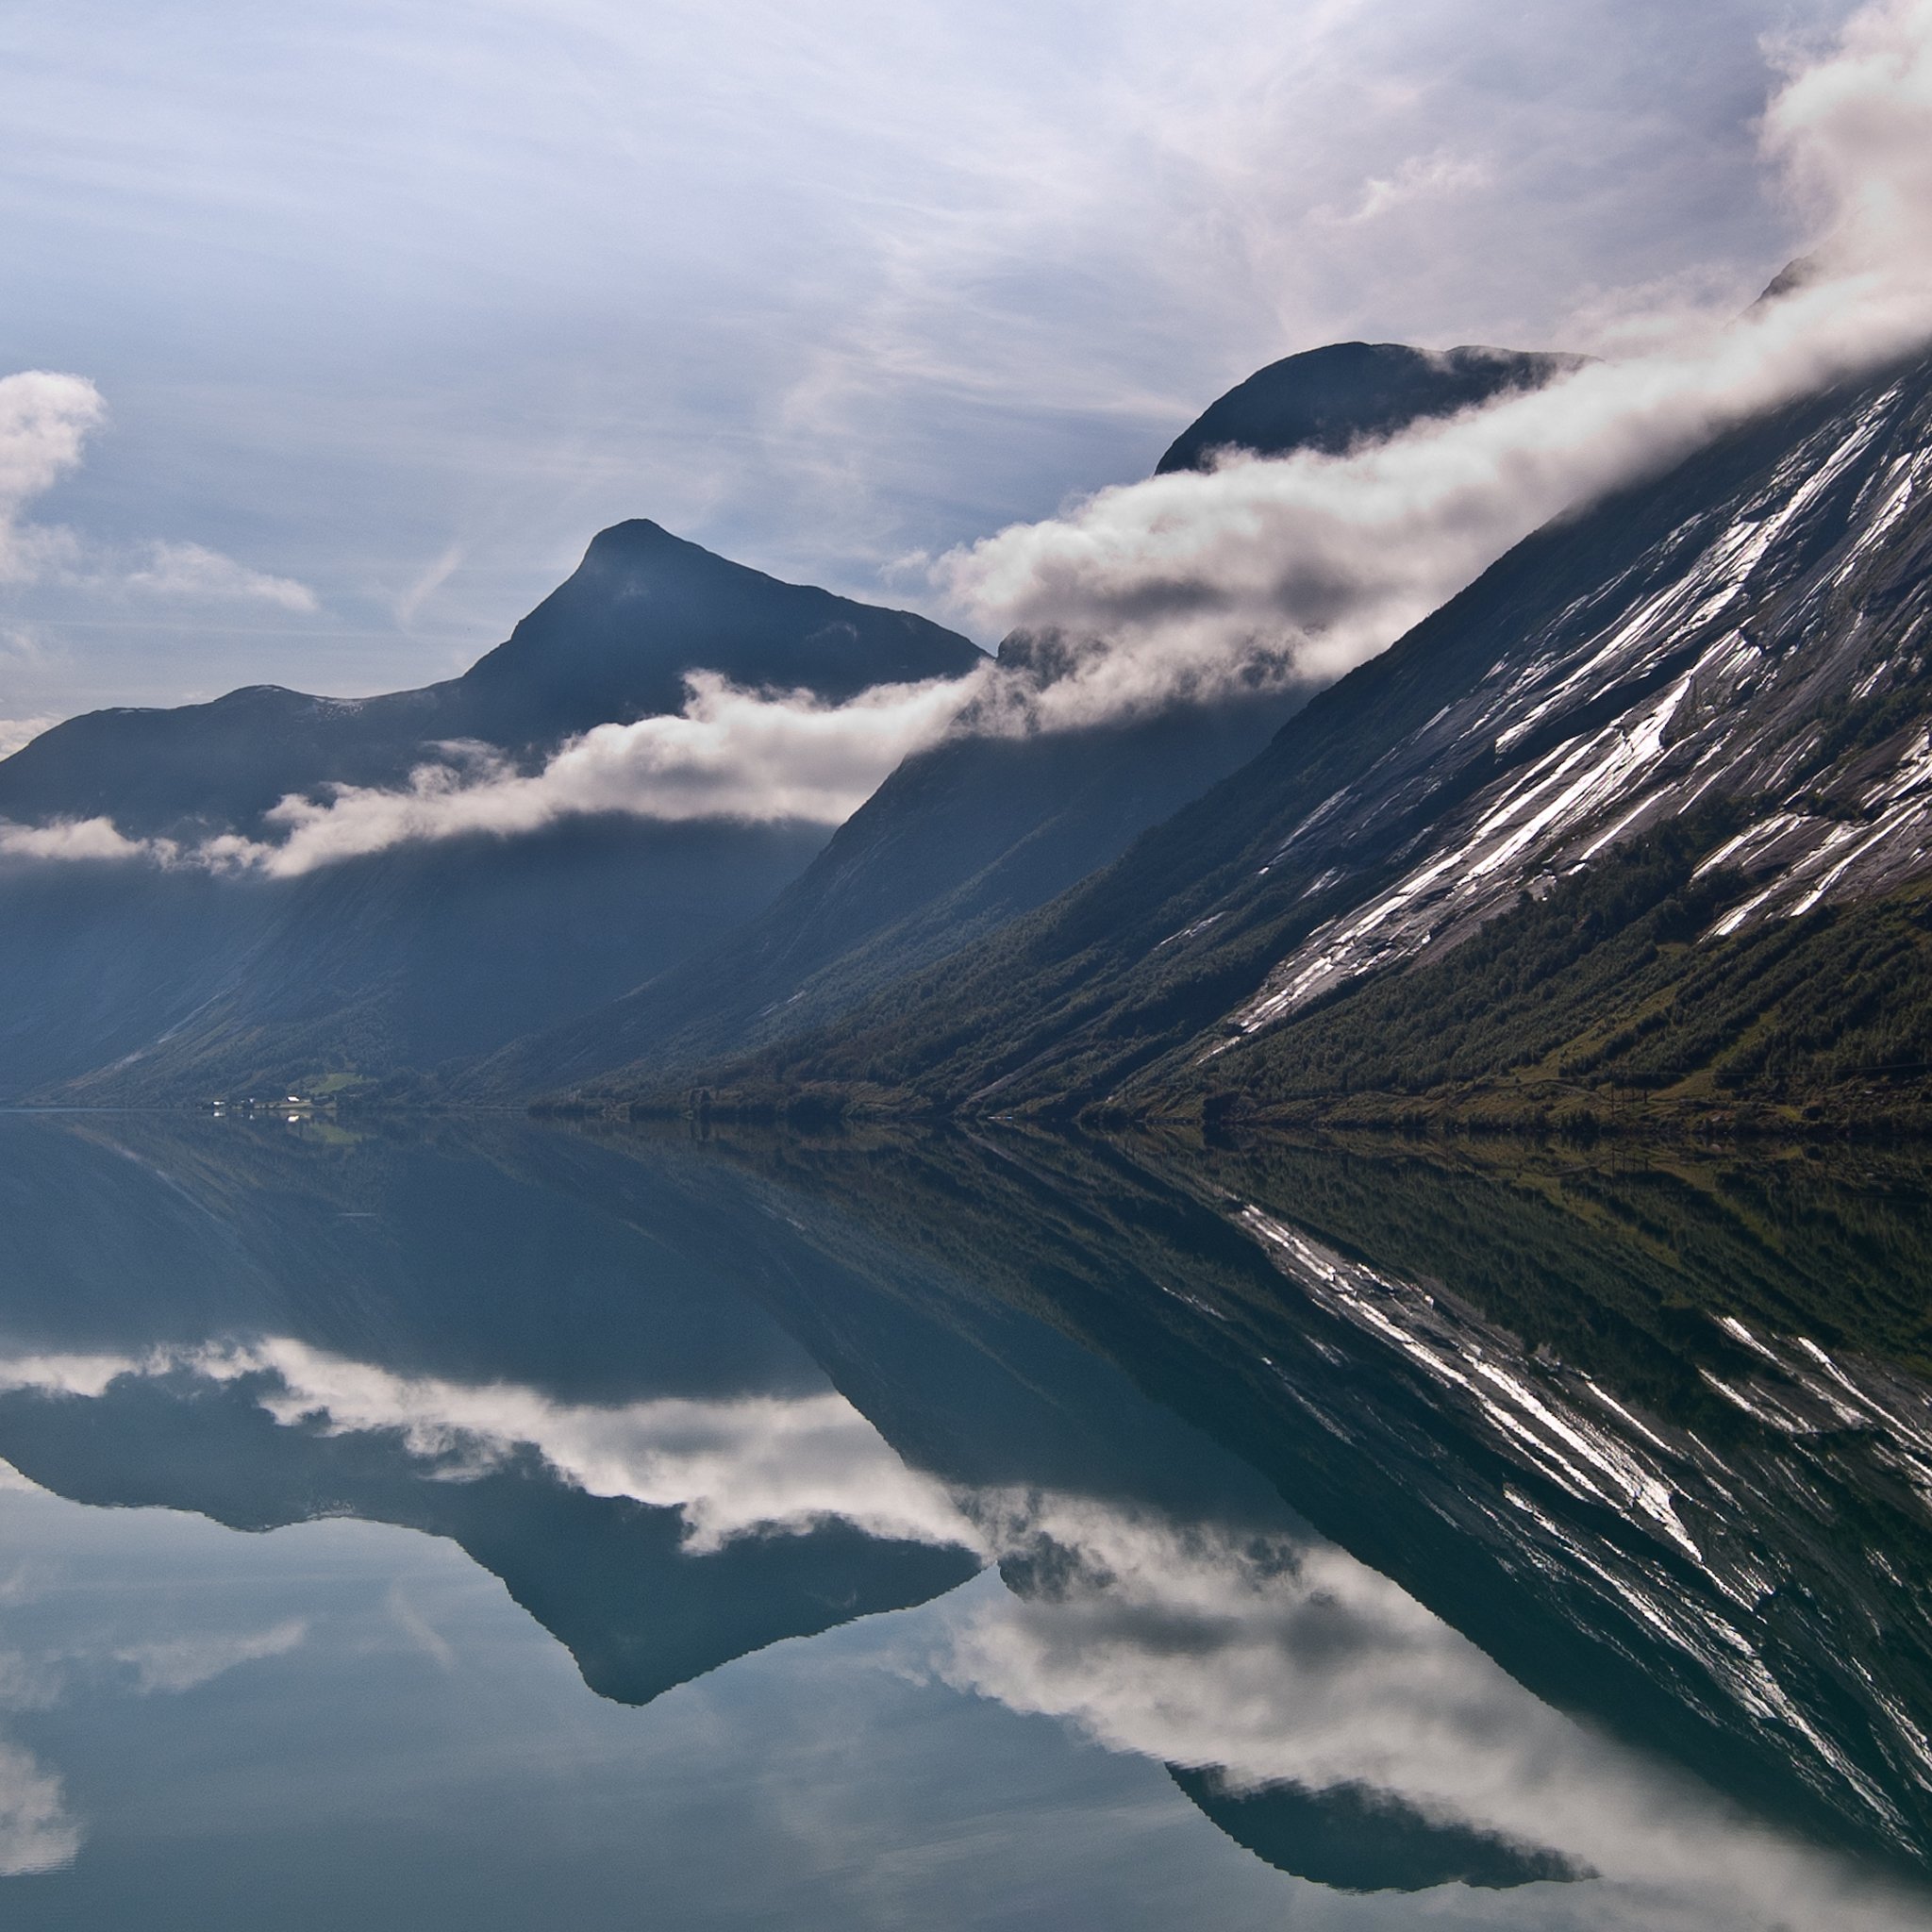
[0,0,1862,741]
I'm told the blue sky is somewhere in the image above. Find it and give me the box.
[0,0,1855,733]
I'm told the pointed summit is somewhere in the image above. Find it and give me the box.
[457,519,982,742]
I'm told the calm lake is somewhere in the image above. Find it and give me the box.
[0,1110,1927,1929]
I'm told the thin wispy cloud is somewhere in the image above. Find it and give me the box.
[0,0,1857,712]
[0,1741,79,1877]
[124,541,317,614]
[0,371,318,639]
[1339,149,1494,225]
[1,0,1921,875]
[0,373,103,587]
[109,1621,308,1697]
[930,0,1932,716]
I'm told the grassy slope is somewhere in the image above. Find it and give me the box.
[1142,812,1932,1135]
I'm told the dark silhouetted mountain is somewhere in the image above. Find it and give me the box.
[474,691,1299,1098]
[1167,1769,1586,1892]
[667,344,1932,1131]
[453,518,974,748]
[0,520,978,841]
[1156,341,1585,475]
[0,524,979,1101]
[478,340,1574,1102]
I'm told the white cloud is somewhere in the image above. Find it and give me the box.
[224,1338,983,1556]
[0,717,58,759]
[926,0,1932,722]
[111,1619,308,1696]
[0,1740,79,1877]
[0,1352,150,1398]
[124,540,318,613]
[0,818,173,865]
[0,1612,308,1707]
[1764,0,1932,273]
[200,669,980,875]
[0,1341,983,1557]
[0,368,317,618]
[0,372,105,588]
[1340,149,1494,225]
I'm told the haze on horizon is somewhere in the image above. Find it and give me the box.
[0,0,1857,747]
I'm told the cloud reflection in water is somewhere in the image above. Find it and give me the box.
[0,1340,1926,1924]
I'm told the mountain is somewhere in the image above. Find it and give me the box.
[658,341,1932,1133]
[0,525,980,1101]
[1156,341,1584,475]
[0,519,974,840]
[473,688,1297,1097]
[479,340,1577,1102]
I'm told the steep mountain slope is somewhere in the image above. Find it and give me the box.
[27,817,828,1106]
[659,344,1932,1125]
[484,339,1576,1099]
[0,526,979,1101]
[475,689,1298,1095]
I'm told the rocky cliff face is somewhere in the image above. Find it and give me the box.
[1218,358,1932,1043]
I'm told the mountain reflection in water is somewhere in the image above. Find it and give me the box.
[0,1111,1926,1929]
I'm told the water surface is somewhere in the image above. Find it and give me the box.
[0,1111,1926,1929]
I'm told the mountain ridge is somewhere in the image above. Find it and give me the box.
[0,525,981,1101]
[621,344,1932,1132]
[476,338,1582,1104]
[1157,341,1586,475]
[0,517,980,841]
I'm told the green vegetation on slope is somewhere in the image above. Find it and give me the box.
[1148,811,1932,1134]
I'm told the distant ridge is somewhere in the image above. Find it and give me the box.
[0,518,979,841]
[0,526,980,1101]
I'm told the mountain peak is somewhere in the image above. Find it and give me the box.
[577,517,713,567]
[1156,340,1584,475]
[459,520,980,735]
